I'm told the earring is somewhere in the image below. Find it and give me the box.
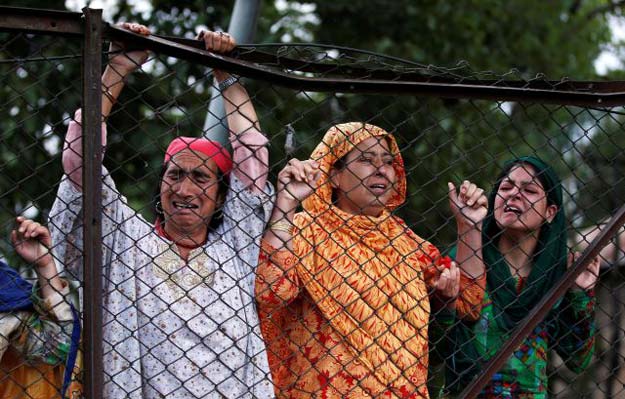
[155,201,163,214]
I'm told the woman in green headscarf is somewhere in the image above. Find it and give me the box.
[443,156,600,398]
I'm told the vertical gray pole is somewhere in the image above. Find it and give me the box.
[82,7,104,399]
[203,0,261,148]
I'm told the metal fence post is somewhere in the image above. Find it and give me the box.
[82,7,103,399]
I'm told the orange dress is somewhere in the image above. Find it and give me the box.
[256,123,485,398]
[0,348,63,399]
[0,346,82,399]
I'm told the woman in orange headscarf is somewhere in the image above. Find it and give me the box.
[256,122,488,398]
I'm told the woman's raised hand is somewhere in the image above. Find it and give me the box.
[569,252,601,292]
[197,30,236,54]
[196,30,236,82]
[108,22,151,76]
[277,159,320,205]
[10,216,54,268]
[448,180,488,229]
[433,260,460,299]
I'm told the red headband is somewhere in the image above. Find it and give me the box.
[164,136,233,175]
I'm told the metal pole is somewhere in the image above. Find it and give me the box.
[82,7,104,399]
[203,0,262,148]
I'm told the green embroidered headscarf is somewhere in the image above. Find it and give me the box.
[443,156,567,391]
[483,156,566,331]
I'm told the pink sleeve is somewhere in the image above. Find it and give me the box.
[230,130,269,193]
[62,109,107,189]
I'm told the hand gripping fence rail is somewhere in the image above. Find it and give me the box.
[2,5,625,399]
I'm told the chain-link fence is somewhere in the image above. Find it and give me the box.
[2,6,625,399]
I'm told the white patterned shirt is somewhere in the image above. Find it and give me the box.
[50,169,275,399]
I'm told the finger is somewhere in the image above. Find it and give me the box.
[281,165,305,183]
[288,159,306,180]
[137,24,151,36]
[278,166,294,183]
[307,160,320,169]
[217,32,228,53]
[448,182,458,204]
[33,224,49,240]
[451,264,460,285]
[467,188,484,207]
[221,33,235,52]
[302,161,319,183]
[212,31,222,51]
[476,194,488,208]
[196,29,205,40]
[572,252,581,265]
[458,181,468,203]
[463,182,478,202]
[26,222,41,238]
[18,219,32,234]
[202,31,214,50]
[211,32,220,51]
[125,22,147,36]
[438,269,451,293]
[590,256,601,275]
[10,230,17,246]
[310,170,322,187]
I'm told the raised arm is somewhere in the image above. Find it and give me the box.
[11,216,64,301]
[447,180,488,319]
[197,30,269,193]
[62,22,150,188]
[10,217,75,366]
[255,159,319,309]
[448,180,488,279]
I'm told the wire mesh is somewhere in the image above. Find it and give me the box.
[1,9,625,399]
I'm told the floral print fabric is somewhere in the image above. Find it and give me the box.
[443,278,595,398]
[256,122,485,398]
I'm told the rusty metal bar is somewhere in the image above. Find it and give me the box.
[105,25,625,107]
[156,35,625,93]
[460,202,625,399]
[3,6,625,106]
[0,6,82,36]
[82,7,104,399]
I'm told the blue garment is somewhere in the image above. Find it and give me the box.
[0,260,34,312]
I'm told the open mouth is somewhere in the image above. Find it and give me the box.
[173,201,199,210]
[504,205,523,215]
[368,183,388,194]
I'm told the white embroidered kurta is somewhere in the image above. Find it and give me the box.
[49,170,275,398]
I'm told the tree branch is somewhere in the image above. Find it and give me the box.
[583,0,625,21]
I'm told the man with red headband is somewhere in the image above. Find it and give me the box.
[49,24,274,398]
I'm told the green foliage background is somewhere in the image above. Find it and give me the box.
[1,1,625,396]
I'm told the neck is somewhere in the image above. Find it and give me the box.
[498,230,539,278]
[335,199,384,218]
[159,222,207,255]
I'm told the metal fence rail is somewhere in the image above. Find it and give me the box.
[1,6,625,399]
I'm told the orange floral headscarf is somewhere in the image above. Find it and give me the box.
[302,122,407,214]
[292,122,435,397]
